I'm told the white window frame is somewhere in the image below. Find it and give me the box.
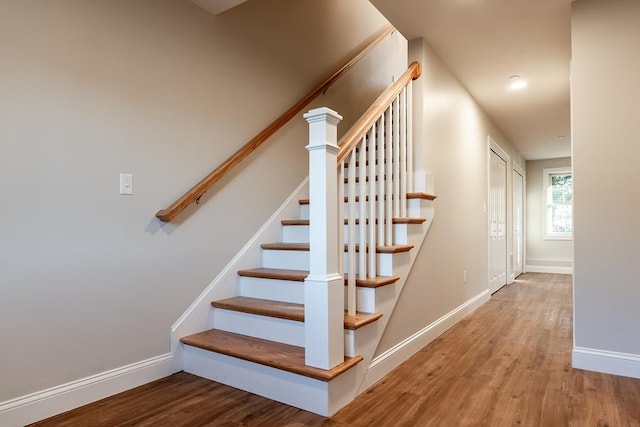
[543,167,573,240]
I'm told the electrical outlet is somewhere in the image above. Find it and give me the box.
[120,173,133,195]
[464,270,468,284]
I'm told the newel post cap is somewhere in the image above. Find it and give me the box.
[303,107,343,125]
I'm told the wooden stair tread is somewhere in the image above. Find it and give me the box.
[261,242,413,253]
[180,329,362,381]
[238,267,400,288]
[406,191,437,200]
[213,296,302,321]
[212,296,382,330]
[344,311,384,330]
[238,267,309,282]
[281,218,426,226]
[299,192,436,205]
[261,242,309,251]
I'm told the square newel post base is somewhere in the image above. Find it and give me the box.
[304,273,345,370]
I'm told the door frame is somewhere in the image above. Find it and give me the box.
[511,163,526,281]
[487,136,510,294]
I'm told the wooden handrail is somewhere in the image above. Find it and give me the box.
[156,26,395,222]
[336,61,422,165]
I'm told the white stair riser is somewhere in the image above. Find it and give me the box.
[239,276,304,304]
[262,249,309,270]
[299,204,310,220]
[301,197,433,223]
[212,309,304,347]
[262,249,398,276]
[282,224,413,245]
[240,275,390,313]
[183,345,336,416]
[282,225,309,243]
[344,321,379,358]
[343,286,378,313]
[301,200,371,220]
[409,198,435,218]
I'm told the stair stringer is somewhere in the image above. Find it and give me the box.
[170,177,309,373]
[330,195,436,410]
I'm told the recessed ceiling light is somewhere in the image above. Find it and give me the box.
[508,75,527,90]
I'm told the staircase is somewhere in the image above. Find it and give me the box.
[180,192,434,415]
[173,62,435,416]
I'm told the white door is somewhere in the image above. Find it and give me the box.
[512,169,524,278]
[489,149,507,293]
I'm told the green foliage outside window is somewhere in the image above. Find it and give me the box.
[549,173,572,234]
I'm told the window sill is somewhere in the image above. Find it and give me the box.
[544,235,573,241]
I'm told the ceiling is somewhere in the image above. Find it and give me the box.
[370,0,572,160]
[194,0,573,160]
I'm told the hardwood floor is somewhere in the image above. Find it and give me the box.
[32,273,640,426]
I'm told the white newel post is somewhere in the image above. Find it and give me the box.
[303,107,344,370]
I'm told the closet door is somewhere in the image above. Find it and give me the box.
[489,149,507,294]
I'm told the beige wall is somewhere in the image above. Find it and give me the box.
[571,0,640,356]
[0,0,406,401]
[376,38,523,355]
[525,157,573,272]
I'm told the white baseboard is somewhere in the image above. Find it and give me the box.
[572,347,640,379]
[525,265,573,274]
[0,353,172,427]
[360,289,490,391]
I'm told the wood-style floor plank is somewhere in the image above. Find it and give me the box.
[32,273,640,426]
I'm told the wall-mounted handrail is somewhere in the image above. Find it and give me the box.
[336,61,421,165]
[155,25,395,222]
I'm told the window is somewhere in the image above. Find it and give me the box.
[543,167,573,240]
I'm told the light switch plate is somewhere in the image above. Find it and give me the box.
[120,173,133,195]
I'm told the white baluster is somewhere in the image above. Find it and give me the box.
[385,105,393,245]
[393,97,400,220]
[347,152,356,316]
[407,82,414,193]
[358,136,367,279]
[400,88,407,218]
[368,125,377,278]
[338,163,344,276]
[378,113,386,246]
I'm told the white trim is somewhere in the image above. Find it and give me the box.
[511,165,526,281]
[526,258,573,274]
[525,265,573,274]
[572,347,640,379]
[512,161,525,177]
[360,289,490,391]
[0,353,172,427]
[488,136,510,163]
